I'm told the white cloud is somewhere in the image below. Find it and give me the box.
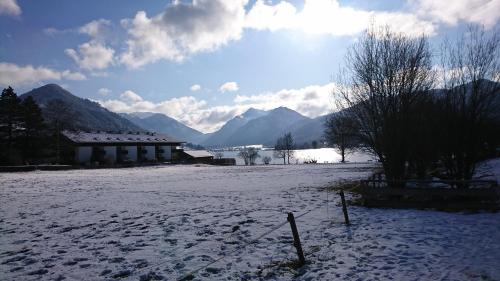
[119,0,248,68]
[234,83,336,118]
[43,27,62,36]
[245,0,436,37]
[0,0,21,16]
[245,0,297,31]
[120,90,143,103]
[79,19,111,40]
[219,81,239,93]
[98,88,111,96]
[65,19,115,70]
[65,42,115,70]
[99,92,220,131]
[412,0,500,28]
[0,62,86,86]
[190,84,201,92]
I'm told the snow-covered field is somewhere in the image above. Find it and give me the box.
[1,164,499,281]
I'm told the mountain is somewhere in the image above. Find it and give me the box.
[202,107,313,147]
[121,112,204,143]
[201,108,268,146]
[20,84,329,146]
[21,84,143,132]
[287,114,331,146]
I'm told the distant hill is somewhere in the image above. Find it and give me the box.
[201,108,268,146]
[122,112,204,143]
[225,107,310,146]
[201,107,325,147]
[21,84,143,132]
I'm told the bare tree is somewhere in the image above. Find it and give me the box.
[274,132,294,164]
[324,111,359,162]
[273,140,286,165]
[336,26,435,183]
[238,147,260,165]
[438,25,500,181]
[214,151,224,159]
[262,156,271,165]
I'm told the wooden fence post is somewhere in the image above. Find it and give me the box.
[339,190,350,225]
[287,212,305,265]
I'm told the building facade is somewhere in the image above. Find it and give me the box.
[63,131,183,165]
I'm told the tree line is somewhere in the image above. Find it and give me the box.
[0,87,73,165]
[325,25,500,184]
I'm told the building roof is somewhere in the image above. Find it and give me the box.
[62,130,183,145]
[183,150,214,158]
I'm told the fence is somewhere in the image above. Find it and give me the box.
[358,178,499,210]
[121,189,352,281]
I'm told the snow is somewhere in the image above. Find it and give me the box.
[480,157,500,182]
[183,150,214,158]
[1,163,499,281]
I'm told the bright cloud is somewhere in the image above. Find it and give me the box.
[113,0,500,68]
[245,0,437,37]
[234,83,336,118]
[99,91,219,131]
[119,0,248,68]
[219,81,239,93]
[98,88,111,96]
[0,0,21,16]
[65,19,115,70]
[0,62,86,86]
[245,0,297,31]
[79,19,111,40]
[65,42,115,71]
[98,83,336,133]
[190,84,201,92]
[412,0,500,28]
[119,90,143,103]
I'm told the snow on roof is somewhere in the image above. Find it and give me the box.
[62,130,183,144]
[183,150,214,158]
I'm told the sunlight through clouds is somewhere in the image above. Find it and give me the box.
[245,0,436,37]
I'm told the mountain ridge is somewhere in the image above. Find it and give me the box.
[21,84,144,132]
[121,112,204,143]
[20,83,328,147]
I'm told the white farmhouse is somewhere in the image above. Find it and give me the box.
[62,131,184,165]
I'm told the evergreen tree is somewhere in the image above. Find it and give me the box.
[20,96,45,163]
[45,99,72,163]
[0,87,22,164]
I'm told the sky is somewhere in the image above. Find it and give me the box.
[1,0,499,133]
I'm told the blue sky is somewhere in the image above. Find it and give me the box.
[1,0,499,132]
